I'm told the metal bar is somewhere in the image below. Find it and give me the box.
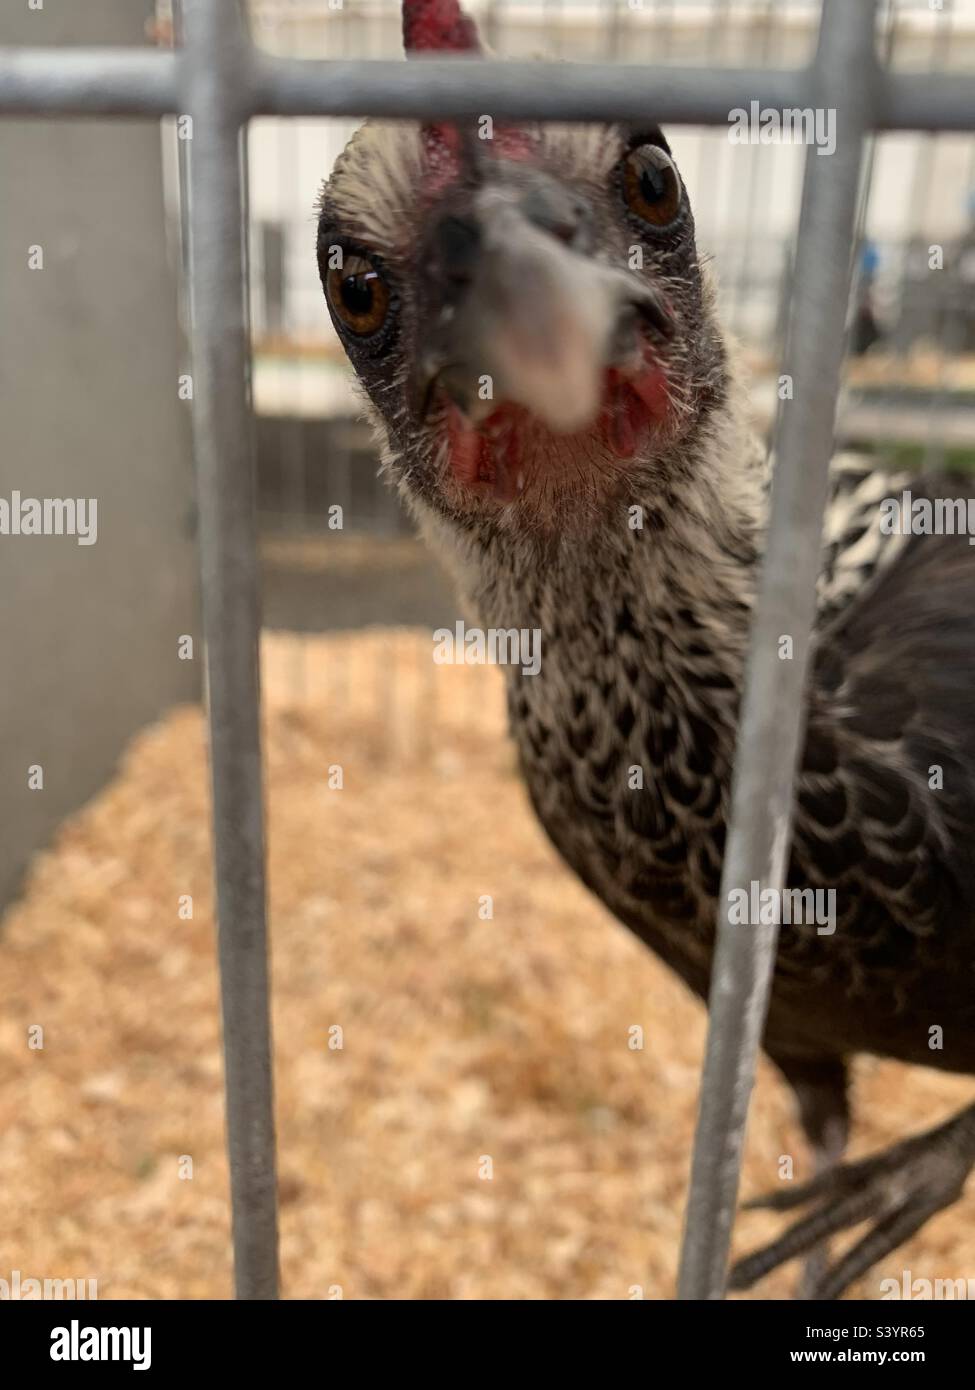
[251,55,814,122]
[876,71,975,132]
[676,0,878,1301]
[252,55,975,130]
[181,0,279,1300]
[1,47,973,131]
[0,49,179,115]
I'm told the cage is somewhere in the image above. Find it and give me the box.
[1,0,975,1306]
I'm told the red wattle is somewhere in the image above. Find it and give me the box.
[629,363,670,419]
[447,404,491,487]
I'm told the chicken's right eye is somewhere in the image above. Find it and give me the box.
[326,255,391,338]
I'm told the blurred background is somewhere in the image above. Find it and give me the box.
[1,0,974,1300]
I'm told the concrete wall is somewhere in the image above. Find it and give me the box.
[0,1,201,907]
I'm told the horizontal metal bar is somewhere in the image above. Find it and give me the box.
[251,55,816,124]
[0,49,179,116]
[0,46,973,132]
[877,71,975,133]
[676,0,877,1301]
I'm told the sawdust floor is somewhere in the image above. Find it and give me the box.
[1,629,972,1300]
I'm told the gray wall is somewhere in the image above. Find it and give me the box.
[0,1,201,907]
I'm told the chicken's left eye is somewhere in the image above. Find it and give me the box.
[326,255,391,338]
[621,146,682,230]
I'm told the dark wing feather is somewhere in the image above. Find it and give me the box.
[777,476,975,1067]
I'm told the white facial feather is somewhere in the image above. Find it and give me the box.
[321,122,425,253]
[321,119,623,259]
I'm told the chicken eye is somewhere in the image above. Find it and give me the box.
[326,254,391,337]
[622,146,682,229]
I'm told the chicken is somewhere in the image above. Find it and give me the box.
[316,0,975,1298]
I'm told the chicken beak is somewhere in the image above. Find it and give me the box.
[413,197,671,434]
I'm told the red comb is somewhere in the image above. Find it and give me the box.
[403,0,481,54]
[402,0,532,192]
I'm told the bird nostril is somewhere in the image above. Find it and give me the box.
[518,188,588,250]
[548,220,578,247]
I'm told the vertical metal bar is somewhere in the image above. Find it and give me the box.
[677,0,879,1301]
[181,0,279,1300]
